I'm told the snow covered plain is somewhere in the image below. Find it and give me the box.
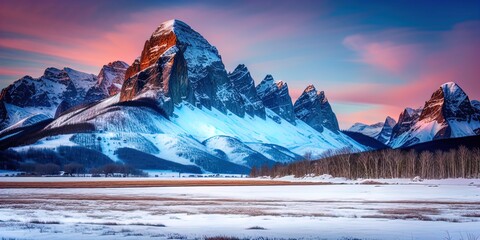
[1,178,479,240]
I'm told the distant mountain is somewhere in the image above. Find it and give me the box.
[348,122,383,138]
[294,85,340,133]
[376,116,397,144]
[389,82,480,147]
[0,62,128,130]
[348,116,396,144]
[341,131,390,150]
[0,19,366,174]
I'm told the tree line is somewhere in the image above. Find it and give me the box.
[250,146,480,179]
[15,162,147,177]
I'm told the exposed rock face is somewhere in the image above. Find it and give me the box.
[376,116,397,144]
[293,85,339,132]
[228,64,265,119]
[256,75,295,124]
[472,100,480,114]
[0,67,96,112]
[86,61,129,102]
[120,19,245,117]
[389,82,480,147]
[121,46,191,115]
[0,101,7,129]
[390,107,422,140]
[0,62,128,129]
[472,100,480,108]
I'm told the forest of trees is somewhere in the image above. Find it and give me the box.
[250,146,480,179]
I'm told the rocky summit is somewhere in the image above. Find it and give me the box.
[256,75,296,124]
[228,64,266,119]
[376,116,397,144]
[120,19,245,116]
[294,85,339,132]
[389,82,480,147]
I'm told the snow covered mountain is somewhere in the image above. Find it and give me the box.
[348,122,384,138]
[294,85,340,132]
[0,62,128,131]
[348,116,396,144]
[120,19,244,117]
[389,82,480,147]
[0,19,366,174]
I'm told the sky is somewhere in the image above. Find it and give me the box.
[1,0,479,129]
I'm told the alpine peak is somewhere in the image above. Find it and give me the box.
[256,75,295,123]
[389,82,479,147]
[294,85,339,132]
[121,18,245,117]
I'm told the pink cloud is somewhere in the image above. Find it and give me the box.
[0,3,319,81]
[343,34,420,74]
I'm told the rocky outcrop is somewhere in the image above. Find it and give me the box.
[120,19,245,117]
[293,85,339,132]
[390,107,422,140]
[228,64,265,119]
[0,67,96,113]
[256,75,295,123]
[85,61,129,103]
[376,116,397,144]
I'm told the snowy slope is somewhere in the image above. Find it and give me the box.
[12,93,366,173]
[348,122,384,138]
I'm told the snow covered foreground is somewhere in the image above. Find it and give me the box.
[1,180,480,240]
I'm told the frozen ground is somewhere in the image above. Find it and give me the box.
[0,179,479,240]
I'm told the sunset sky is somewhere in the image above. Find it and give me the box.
[1,0,479,128]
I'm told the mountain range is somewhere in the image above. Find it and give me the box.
[1,19,478,174]
[349,82,480,148]
[0,19,365,174]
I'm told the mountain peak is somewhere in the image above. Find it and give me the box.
[105,61,129,69]
[233,64,247,72]
[228,64,265,119]
[276,81,287,90]
[152,19,190,37]
[419,82,471,123]
[264,74,274,82]
[441,81,459,92]
[294,85,339,132]
[304,84,316,93]
[385,116,396,127]
[256,75,295,123]
[121,19,245,117]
